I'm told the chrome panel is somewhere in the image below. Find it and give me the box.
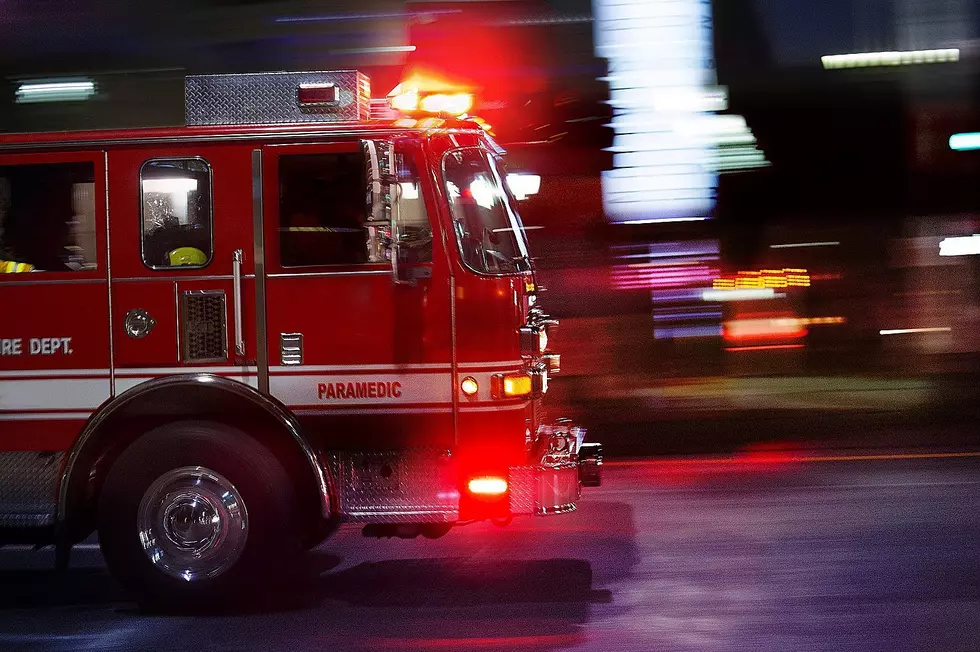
[181,290,228,362]
[232,249,245,357]
[280,333,303,366]
[105,151,115,396]
[116,275,242,283]
[60,374,332,521]
[123,308,156,339]
[508,466,537,515]
[251,148,270,394]
[0,514,56,527]
[266,269,390,279]
[0,452,62,527]
[174,282,181,361]
[579,442,603,487]
[508,462,580,516]
[326,449,459,523]
[450,275,459,446]
[137,465,248,582]
[185,71,370,125]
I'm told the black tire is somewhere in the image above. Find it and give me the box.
[97,420,302,609]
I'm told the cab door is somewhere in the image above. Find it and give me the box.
[107,145,257,391]
[259,138,453,449]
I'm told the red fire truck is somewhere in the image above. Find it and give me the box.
[0,71,600,604]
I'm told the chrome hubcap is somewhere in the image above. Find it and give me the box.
[137,466,248,582]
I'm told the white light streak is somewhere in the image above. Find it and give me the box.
[701,288,778,302]
[939,235,980,256]
[770,241,841,249]
[399,182,419,200]
[821,48,959,69]
[142,178,199,193]
[506,173,541,200]
[329,45,416,55]
[618,217,708,225]
[594,0,719,223]
[879,327,951,335]
[949,133,980,152]
[469,177,497,210]
[15,80,95,104]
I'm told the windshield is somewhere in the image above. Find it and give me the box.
[443,148,531,275]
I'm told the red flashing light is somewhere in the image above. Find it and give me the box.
[298,83,338,107]
[723,316,807,342]
[467,477,508,496]
[387,75,476,117]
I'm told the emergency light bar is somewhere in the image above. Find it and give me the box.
[185,71,371,126]
[387,82,474,118]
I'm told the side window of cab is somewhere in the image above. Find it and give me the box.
[0,161,98,273]
[140,158,213,269]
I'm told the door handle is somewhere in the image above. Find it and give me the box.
[232,249,245,357]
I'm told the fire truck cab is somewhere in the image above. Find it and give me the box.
[0,71,600,604]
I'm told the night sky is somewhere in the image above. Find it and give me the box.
[753,0,855,63]
[752,0,978,65]
[0,0,976,74]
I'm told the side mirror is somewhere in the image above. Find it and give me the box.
[362,138,414,285]
[361,140,398,276]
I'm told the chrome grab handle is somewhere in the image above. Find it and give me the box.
[232,249,245,357]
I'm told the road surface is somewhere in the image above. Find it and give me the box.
[2,453,979,651]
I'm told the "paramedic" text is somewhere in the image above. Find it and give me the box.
[317,380,402,400]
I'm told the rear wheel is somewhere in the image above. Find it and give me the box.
[97,421,302,608]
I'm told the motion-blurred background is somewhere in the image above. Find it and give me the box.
[3,0,979,455]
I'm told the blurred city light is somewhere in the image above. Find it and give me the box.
[880,327,952,335]
[15,80,95,104]
[770,241,841,249]
[821,48,960,69]
[712,269,811,290]
[949,133,980,151]
[506,173,541,200]
[594,0,719,223]
[701,288,778,302]
[939,234,980,256]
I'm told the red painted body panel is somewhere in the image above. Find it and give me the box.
[107,144,257,376]
[0,151,110,451]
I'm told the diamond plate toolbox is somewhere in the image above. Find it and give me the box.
[0,452,62,526]
[326,449,459,523]
[185,71,371,126]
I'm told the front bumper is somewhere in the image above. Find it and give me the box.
[325,424,601,523]
[507,424,602,516]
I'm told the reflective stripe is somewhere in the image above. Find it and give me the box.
[0,378,111,411]
[0,411,92,421]
[115,375,259,393]
[270,372,453,407]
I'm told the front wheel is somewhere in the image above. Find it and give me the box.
[97,421,302,608]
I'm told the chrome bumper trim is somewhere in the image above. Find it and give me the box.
[508,461,581,516]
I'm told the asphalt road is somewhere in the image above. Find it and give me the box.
[2,453,980,652]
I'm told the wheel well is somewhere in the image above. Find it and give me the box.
[61,377,330,546]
